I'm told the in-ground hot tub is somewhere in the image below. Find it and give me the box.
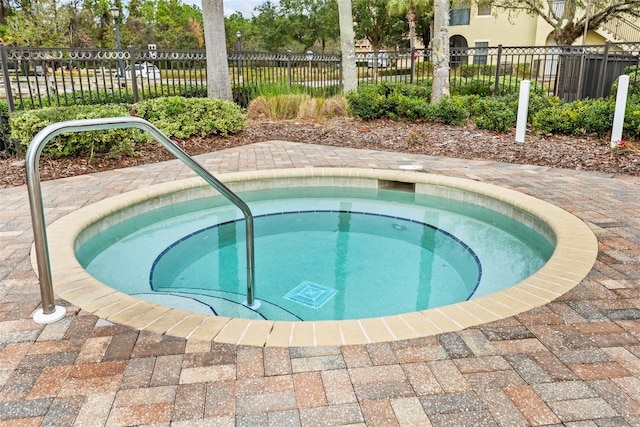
[42,168,597,346]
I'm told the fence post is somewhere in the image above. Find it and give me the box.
[494,44,503,94]
[596,41,610,99]
[287,51,292,87]
[0,44,15,113]
[129,46,139,102]
[410,48,415,84]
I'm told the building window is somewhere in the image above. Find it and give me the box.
[477,4,491,16]
[473,41,489,65]
[450,7,471,25]
[551,0,566,18]
[450,10,470,25]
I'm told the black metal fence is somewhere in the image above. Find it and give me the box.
[1,41,639,152]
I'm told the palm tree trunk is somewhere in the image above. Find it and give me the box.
[202,0,233,101]
[431,0,450,103]
[408,7,416,82]
[338,0,358,93]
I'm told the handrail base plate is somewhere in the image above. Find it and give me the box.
[33,306,66,324]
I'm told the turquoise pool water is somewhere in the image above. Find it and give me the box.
[77,186,554,321]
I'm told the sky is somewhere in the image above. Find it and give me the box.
[183,0,267,17]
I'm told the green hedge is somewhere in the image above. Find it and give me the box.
[134,96,245,139]
[347,81,554,132]
[471,97,516,132]
[10,104,144,158]
[9,96,246,158]
[532,98,616,136]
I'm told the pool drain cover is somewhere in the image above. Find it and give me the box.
[284,281,337,309]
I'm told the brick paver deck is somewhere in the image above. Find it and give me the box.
[1,140,639,426]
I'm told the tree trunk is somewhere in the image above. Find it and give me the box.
[407,7,416,82]
[431,0,450,103]
[338,0,358,93]
[202,0,233,101]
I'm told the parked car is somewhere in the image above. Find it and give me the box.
[125,62,161,79]
[367,52,388,68]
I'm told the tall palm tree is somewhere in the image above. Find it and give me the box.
[201,0,233,101]
[337,0,357,93]
[387,0,425,58]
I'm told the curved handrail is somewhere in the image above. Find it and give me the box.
[26,116,256,323]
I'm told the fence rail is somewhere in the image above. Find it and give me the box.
[1,42,639,114]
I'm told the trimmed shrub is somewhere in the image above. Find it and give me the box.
[385,92,435,121]
[533,102,584,134]
[532,98,616,136]
[527,94,563,122]
[581,98,615,136]
[471,97,516,132]
[346,85,387,119]
[624,103,640,138]
[134,96,245,138]
[10,104,143,157]
[436,96,472,125]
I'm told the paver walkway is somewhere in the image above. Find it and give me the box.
[1,141,640,426]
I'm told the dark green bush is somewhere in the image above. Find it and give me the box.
[436,96,471,125]
[533,101,586,134]
[532,98,617,136]
[348,82,435,121]
[346,85,387,119]
[385,92,436,121]
[624,103,640,138]
[0,101,12,153]
[134,96,245,139]
[527,94,562,122]
[581,98,615,136]
[471,97,516,132]
[611,65,640,98]
[10,104,144,157]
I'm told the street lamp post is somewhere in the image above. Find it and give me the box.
[306,50,313,85]
[236,30,242,83]
[110,7,124,79]
[236,30,242,82]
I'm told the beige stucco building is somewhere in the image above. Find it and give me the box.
[448,1,638,50]
[357,1,639,52]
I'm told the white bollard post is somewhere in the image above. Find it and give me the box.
[611,75,629,149]
[515,80,531,143]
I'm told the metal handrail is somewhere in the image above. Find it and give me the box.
[26,116,257,323]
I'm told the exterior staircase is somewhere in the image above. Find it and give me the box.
[596,15,640,47]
